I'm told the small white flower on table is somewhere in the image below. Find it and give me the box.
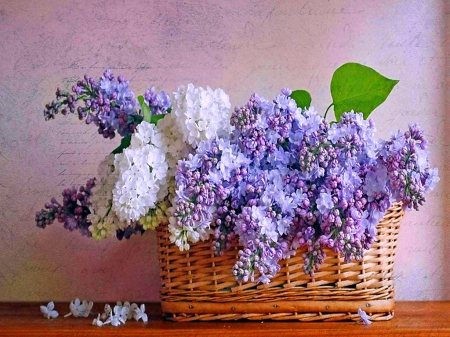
[64,298,94,318]
[133,304,148,323]
[103,303,129,326]
[40,301,58,319]
[92,314,104,327]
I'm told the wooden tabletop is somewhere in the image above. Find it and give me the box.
[0,301,449,336]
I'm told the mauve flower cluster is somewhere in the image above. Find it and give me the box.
[170,88,439,283]
[44,70,139,139]
[144,86,171,115]
[35,178,96,237]
[44,70,171,139]
[37,121,170,241]
[37,71,231,241]
[37,69,439,282]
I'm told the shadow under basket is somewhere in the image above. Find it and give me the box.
[156,203,405,322]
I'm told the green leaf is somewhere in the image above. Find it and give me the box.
[138,95,151,123]
[111,135,131,155]
[330,63,398,121]
[150,114,166,125]
[290,90,312,109]
[129,114,143,125]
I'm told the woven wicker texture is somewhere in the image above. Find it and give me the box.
[157,203,404,321]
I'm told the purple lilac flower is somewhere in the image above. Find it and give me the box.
[232,241,283,284]
[212,199,238,255]
[233,204,288,283]
[116,223,145,240]
[265,92,296,145]
[35,178,96,237]
[380,124,439,210]
[362,165,391,228]
[144,86,171,115]
[317,190,333,214]
[231,93,271,161]
[39,69,439,280]
[425,168,439,191]
[295,118,335,179]
[357,308,372,325]
[174,141,224,234]
[172,88,438,282]
[328,112,378,166]
[44,69,140,139]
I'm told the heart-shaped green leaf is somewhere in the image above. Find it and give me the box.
[330,63,398,121]
[290,90,312,109]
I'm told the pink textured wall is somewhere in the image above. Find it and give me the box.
[0,0,449,301]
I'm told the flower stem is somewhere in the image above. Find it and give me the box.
[324,103,334,119]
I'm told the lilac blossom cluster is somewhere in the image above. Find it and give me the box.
[35,171,146,240]
[37,68,438,282]
[171,88,439,283]
[43,70,170,139]
[39,70,175,240]
[144,86,171,115]
[379,124,439,211]
[44,70,138,138]
[38,73,235,243]
[35,178,96,237]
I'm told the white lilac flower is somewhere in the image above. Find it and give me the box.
[101,303,112,320]
[157,112,192,177]
[168,215,189,251]
[92,314,104,327]
[133,304,148,323]
[104,304,129,327]
[168,212,211,251]
[357,308,372,325]
[116,301,133,320]
[105,312,123,327]
[94,301,151,327]
[173,83,232,148]
[40,302,59,319]
[139,200,170,230]
[64,298,93,318]
[113,303,130,322]
[133,121,164,147]
[88,155,125,239]
[112,121,169,223]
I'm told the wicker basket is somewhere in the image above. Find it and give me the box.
[157,203,404,322]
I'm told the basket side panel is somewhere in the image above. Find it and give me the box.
[157,203,404,320]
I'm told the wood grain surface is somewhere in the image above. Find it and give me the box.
[0,301,448,336]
